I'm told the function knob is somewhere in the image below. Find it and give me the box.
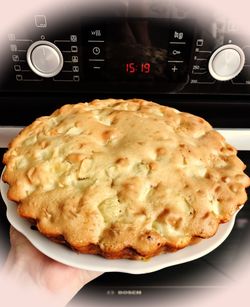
[27,41,64,78]
[208,44,245,81]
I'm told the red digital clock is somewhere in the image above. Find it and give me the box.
[125,62,151,74]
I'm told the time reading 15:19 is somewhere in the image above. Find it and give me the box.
[125,62,151,74]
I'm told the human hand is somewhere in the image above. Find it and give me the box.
[0,226,103,307]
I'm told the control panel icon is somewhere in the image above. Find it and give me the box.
[73,75,80,82]
[91,30,102,37]
[72,56,78,63]
[172,49,181,55]
[14,65,21,72]
[8,33,16,41]
[196,39,204,47]
[35,15,47,28]
[70,35,78,42]
[92,46,101,56]
[174,31,183,40]
[171,65,178,72]
[16,75,23,81]
[12,55,19,62]
[71,46,78,53]
[10,44,17,52]
[72,66,79,73]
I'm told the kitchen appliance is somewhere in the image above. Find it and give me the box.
[0,2,249,306]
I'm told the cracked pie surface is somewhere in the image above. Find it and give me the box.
[3,99,250,259]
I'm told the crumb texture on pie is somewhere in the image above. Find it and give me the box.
[3,98,250,259]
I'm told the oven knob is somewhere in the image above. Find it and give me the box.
[26,41,64,78]
[208,44,245,81]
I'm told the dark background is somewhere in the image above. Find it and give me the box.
[1,94,250,128]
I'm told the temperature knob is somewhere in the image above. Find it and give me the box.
[27,41,64,78]
[208,44,245,81]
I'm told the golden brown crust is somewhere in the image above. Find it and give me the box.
[3,98,250,259]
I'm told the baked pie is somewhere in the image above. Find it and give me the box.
[3,99,250,259]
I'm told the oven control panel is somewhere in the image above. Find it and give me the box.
[1,15,250,95]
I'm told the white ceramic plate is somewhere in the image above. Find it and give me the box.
[0,170,237,274]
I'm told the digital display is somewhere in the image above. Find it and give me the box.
[86,19,193,82]
[125,62,151,74]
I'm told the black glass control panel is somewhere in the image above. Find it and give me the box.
[0,14,250,96]
[83,19,193,84]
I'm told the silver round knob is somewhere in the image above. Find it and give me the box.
[208,44,245,81]
[27,41,64,78]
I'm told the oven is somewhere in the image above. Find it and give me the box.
[0,1,250,306]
